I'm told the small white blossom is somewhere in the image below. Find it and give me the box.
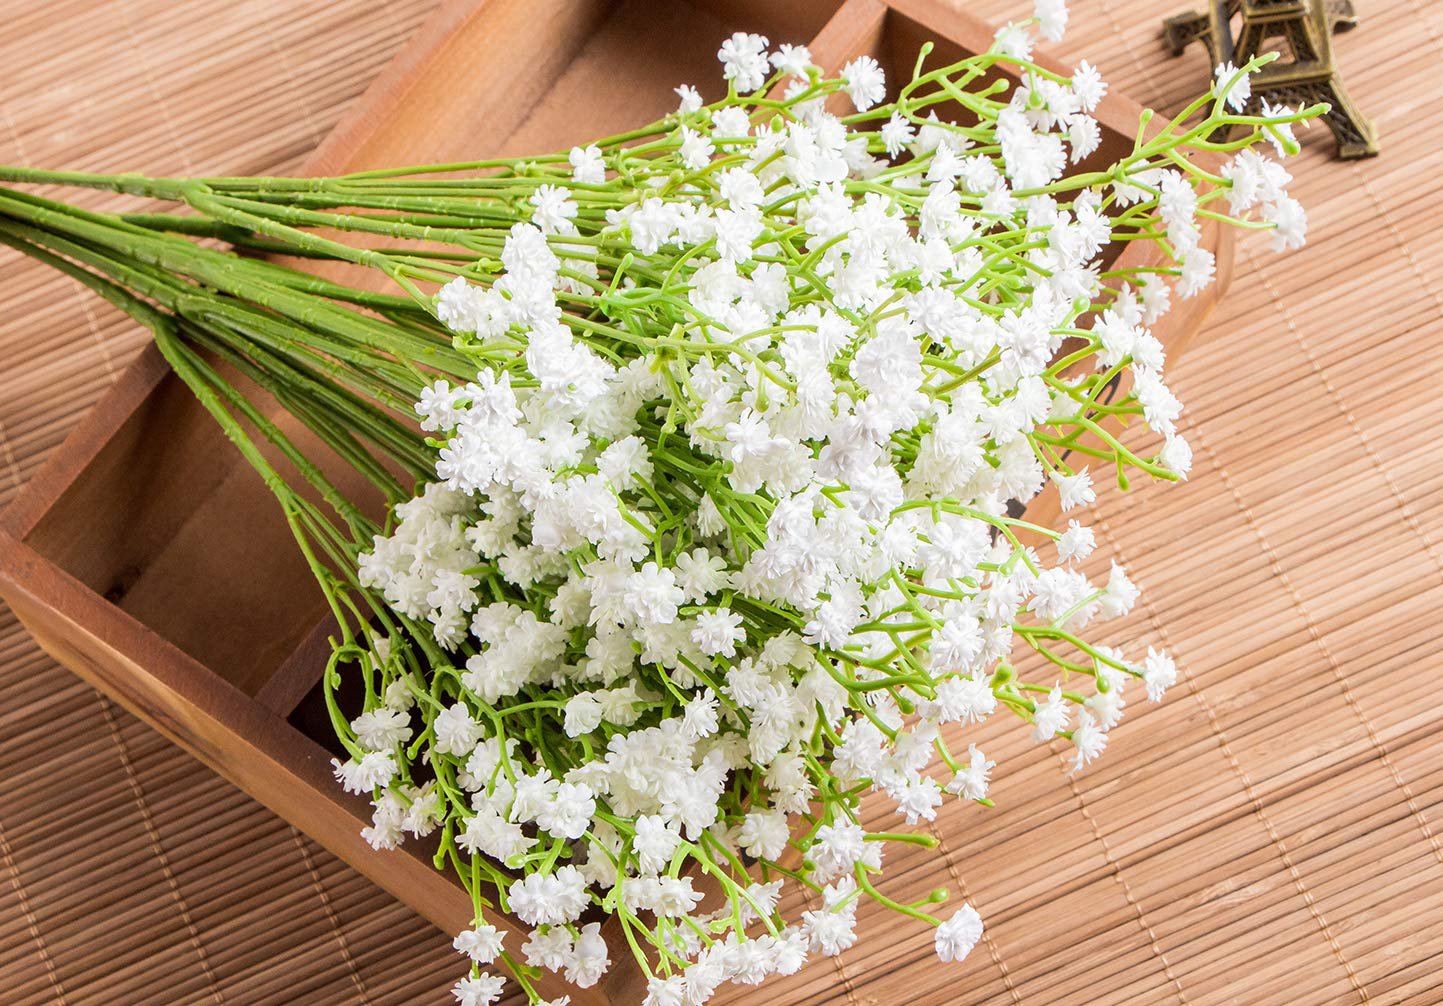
[1072,60,1107,111]
[453,925,506,964]
[1143,647,1178,702]
[718,32,769,92]
[692,607,745,656]
[1214,61,1252,112]
[881,112,916,158]
[451,973,506,1006]
[1072,713,1109,770]
[935,904,984,963]
[678,127,715,170]
[841,55,886,111]
[569,144,604,184]
[674,84,703,114]
[770,43,813,79]
[1052,468,1096,511]
[1034,0,1068,42]
[1057,520,1096,562]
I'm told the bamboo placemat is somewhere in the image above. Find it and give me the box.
[2,1,1442,1004]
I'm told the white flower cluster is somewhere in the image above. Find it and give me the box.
[328,9,1311,1005]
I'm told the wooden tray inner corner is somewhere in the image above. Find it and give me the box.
[20,364,363,701]
[329,0,852,172]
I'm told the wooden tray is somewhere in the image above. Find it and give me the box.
[0,0,1232,1001]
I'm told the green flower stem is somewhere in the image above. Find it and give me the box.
[852,865,943,926]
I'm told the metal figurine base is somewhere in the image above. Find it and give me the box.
[1164,0,1379,159]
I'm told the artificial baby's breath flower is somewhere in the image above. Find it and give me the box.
[451,973,506,1006]
[717,32,769,92]
[1259,100,1298,156]
[1143,647,1179,702]
[1069,113,1101,161]
[947,744,995,800]
[350,708,412,750]
[644,975,687,1006]
[675,84,703,114]
[453,925,506,964]
[1072,59,1107,111]
[1215,60,1252,112]
[1034,0,1068,42]
[530,183,578,234]
[331,751,397,794]
[1265,195,1308,251]
[569,144,604,184]
[770,43,814,78]
[802,889,859,956]
[678,126,715,170]
[841,55,886,111]
[1162,435,1194,477]
[934,904,984,962]
[508,866,589,927]
[1033,686,1071,741]
[881,111,916,157]
[1072,713,1110,770]
[1052,468,1096,511]
[1057,520,1097,562]
[993,21,1035,61]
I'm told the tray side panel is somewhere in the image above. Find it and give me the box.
[0,534,470,925]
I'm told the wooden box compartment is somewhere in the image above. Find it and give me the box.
[0,0,1231,1001]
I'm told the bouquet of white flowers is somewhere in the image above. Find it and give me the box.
[0,7,1321,1004]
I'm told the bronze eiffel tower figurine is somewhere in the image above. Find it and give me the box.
[1164,0,1379,159]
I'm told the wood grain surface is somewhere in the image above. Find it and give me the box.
[1,1,1441,1004]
